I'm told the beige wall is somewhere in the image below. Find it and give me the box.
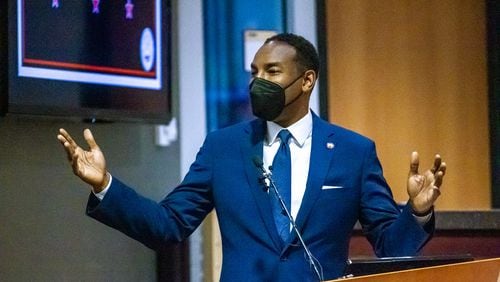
[325,0,491,209]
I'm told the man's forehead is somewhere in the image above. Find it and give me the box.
[260,41,296,55]
[252,41,297,65]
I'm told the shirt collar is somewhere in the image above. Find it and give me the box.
[266,111,313,147]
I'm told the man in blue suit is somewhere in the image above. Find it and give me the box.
[58,33,446,281]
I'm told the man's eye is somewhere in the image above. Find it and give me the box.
[268,68,280,74]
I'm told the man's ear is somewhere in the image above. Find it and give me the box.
[302,70,317,92]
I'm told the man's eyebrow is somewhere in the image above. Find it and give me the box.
[250,62,282,70]
[264,62,282,68]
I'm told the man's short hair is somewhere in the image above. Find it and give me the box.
[265,33,320,75]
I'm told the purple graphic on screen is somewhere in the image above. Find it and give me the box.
[92,0,100,14]
[125,0,134,19]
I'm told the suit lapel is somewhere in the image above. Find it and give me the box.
[285,114,336,247]
[241,119,284,250]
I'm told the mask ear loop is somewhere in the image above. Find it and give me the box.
[282,73,306,90]
[282,73,306,107]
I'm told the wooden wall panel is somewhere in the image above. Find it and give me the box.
[325,0,491,209]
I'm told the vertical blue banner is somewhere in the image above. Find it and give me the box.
[204,0,286,131]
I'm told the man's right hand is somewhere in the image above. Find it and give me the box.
[57,128,109,193]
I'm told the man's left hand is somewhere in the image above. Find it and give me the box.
[407,152,447,215]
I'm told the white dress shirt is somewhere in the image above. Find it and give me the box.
[263,111,313,222]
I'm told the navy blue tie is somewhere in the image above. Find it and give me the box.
[272,129,292,242]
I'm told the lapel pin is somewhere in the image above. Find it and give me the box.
[326,142,335,149]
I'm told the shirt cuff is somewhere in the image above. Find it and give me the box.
[92,173,112,201]
[413,211,432,225]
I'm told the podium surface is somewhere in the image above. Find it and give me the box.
[333,257,500,282]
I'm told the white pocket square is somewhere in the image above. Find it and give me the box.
[321,185,344,190]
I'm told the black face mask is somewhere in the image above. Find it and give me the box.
[249,75,303,121]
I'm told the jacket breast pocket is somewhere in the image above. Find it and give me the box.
[321,185,345,190]
[319,184,358,204]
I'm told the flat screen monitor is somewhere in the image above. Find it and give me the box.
[2,0,172,123]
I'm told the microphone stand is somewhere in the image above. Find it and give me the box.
[253,157,324,281]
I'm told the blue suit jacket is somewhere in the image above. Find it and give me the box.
[87,113,433,281]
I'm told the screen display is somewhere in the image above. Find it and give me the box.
[6,0,172,123]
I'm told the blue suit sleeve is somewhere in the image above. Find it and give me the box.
[86,137,215,251]
[358,142,434,257]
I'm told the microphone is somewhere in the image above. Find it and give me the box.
[252,156,271,190]
[252,156,324,281]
